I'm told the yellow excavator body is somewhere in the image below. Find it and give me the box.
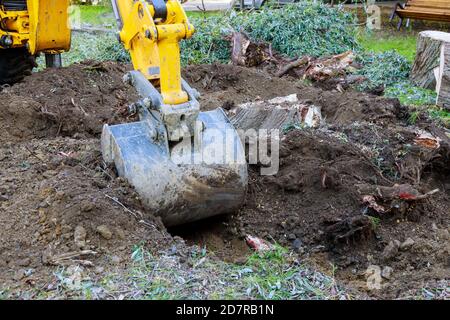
[0,0,71,53]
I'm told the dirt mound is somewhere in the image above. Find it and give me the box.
[0,62,404,143]
[0,62,448,299]
[181,65,450,298]
[0,137,169,289]
[184,64,407,127]
[230,126,449,298]
[184,64,301,111]
[0,61,138,143]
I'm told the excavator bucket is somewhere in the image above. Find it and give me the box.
[101,72,248,227]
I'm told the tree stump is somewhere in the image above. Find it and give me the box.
[411,31,450,90]
[436,44,450,110]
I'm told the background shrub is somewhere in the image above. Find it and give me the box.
[62,32,129,66]
[181,15,232,65]
[356,50,411,91]
[231,2,359,58]
[182,1,359,65]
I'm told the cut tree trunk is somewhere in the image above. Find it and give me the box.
[229,94,323,132]
[436,43,450,110]
[411,31,450,90]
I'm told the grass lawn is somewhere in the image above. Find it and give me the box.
[186,11,223,19]
[358,30,417,62]
[73,4,220,27]
[27,245,349,300]
[73,5,114,26]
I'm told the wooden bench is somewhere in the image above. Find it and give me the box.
[391,1,450,30]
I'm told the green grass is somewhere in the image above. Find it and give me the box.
[356,30,440,107]
[429,108,450,121]
[0,290,9,300]
[72,4,114,26]
[428,108,450,127]
[407,106,450,127]
[366,216,381,230]
[35,244,349,300]
[72,4,219,27]
[186,11,222,19]
[358,31,417,62]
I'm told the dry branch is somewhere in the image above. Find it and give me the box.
[275,56,310,77]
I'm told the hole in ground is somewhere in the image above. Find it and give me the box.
[169,214,251,263]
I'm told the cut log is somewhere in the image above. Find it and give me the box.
[436,43,450,110]
[411,31,450,89]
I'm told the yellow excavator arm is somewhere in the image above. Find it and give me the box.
[0,0,194,105]
[113,0,194,105]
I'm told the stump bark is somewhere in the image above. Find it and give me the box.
[436,44,450,110]
[411,31,450,90]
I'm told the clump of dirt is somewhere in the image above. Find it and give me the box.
[0,62,448,299]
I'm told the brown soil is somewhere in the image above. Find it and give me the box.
[0,61,138,144]
[233,127,449,298]
[0,62,167,293]
[183,64,302,111]
[0,62,448,299]
[183,64,450,299]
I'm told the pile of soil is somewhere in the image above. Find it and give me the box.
[0,62,448,299]
[0,61,138,143]
[231,128,449,298]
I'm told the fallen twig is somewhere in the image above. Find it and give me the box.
[71,98,88,116]
[24,146,45,162]
[413,188,440,200]
[104,193,140,219]
[48,250,97,265]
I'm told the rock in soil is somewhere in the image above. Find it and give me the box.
[400,238,415,251]
[74,225,87,249]
[382,241,400,261]
[80,200,95,213]
[292,239,304,254]
[111,255,122,265]
[381,266,394,280]
[16,258,31,267]
[96,225,113,240]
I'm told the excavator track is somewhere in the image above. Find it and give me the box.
[0,48,36,86]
